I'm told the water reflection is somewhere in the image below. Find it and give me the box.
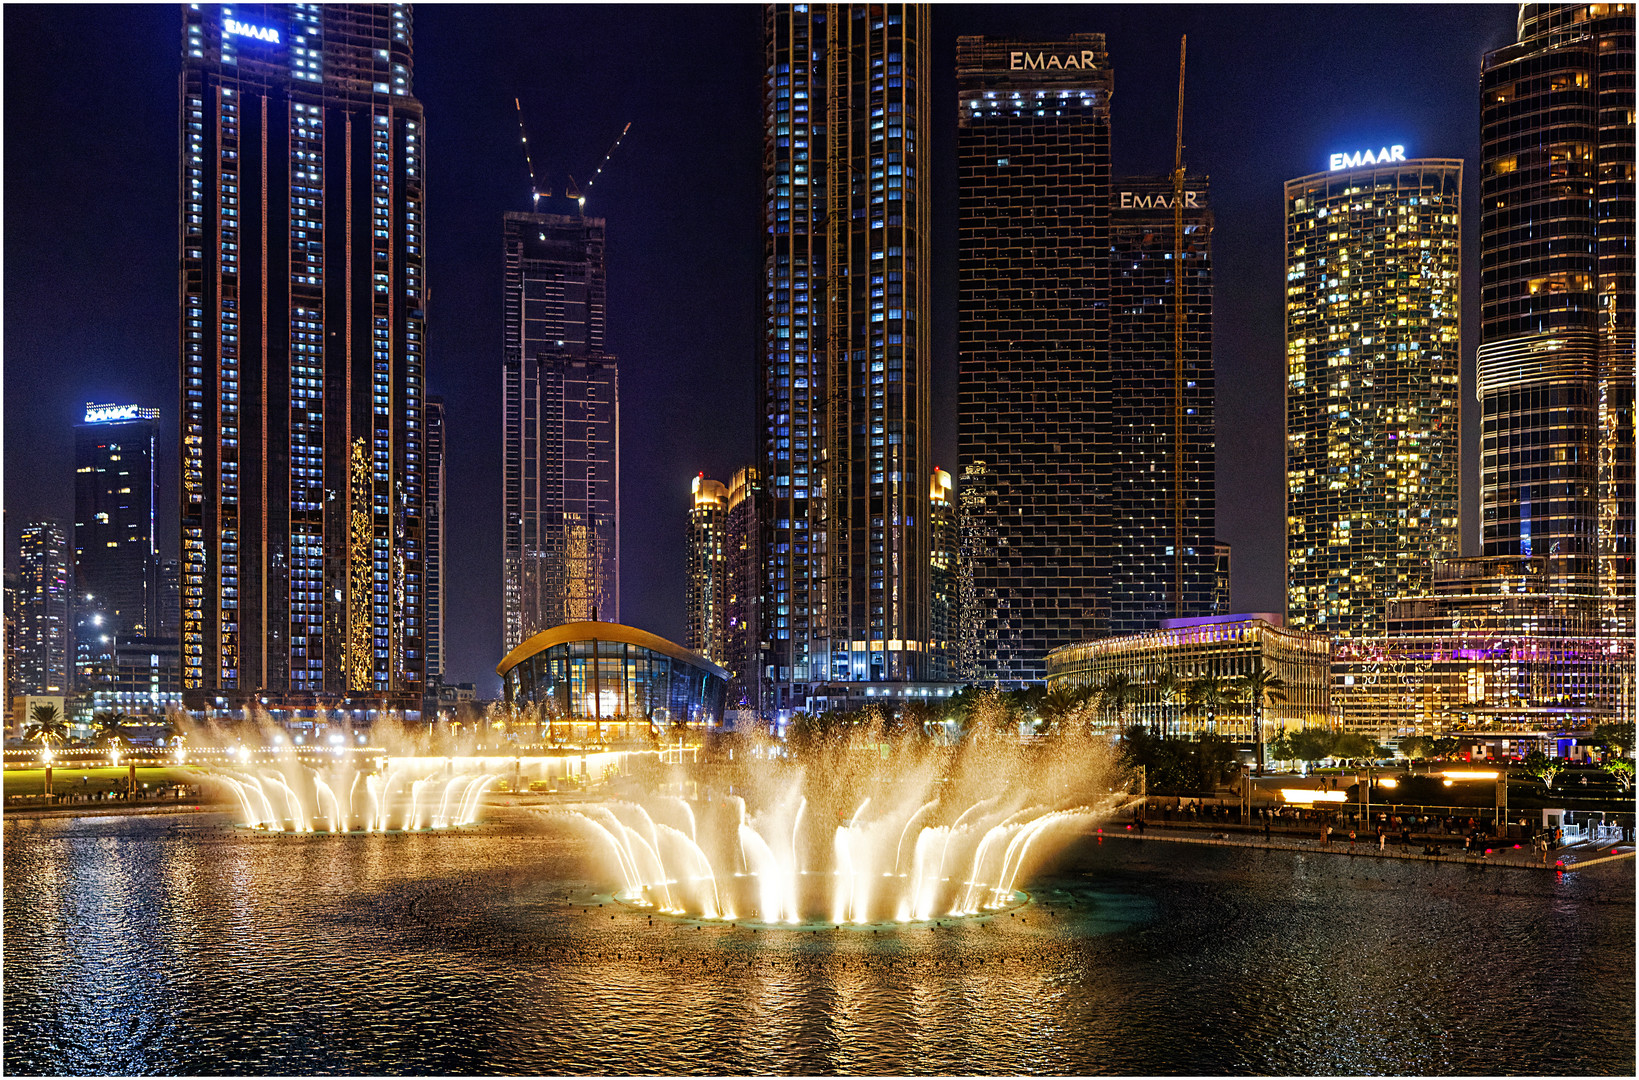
[4,812,1632,1076]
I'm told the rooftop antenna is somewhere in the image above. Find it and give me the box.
[574,121,633,213]
[514,96,549,207]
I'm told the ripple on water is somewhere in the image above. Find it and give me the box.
[3,812,1633,1076]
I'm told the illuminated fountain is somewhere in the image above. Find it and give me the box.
[215,754,500,833]
[176,713,507,834]
[546,723,1130,925]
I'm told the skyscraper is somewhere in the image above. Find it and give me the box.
[955,34,1111,685]
[686,474,729,663]
[17,521,72,695]
[722,466,765,719]
[1285,150,1463,638]
[502,212,619,648]
[74,404,159,638]
[424,396,446,683]
[1479,2,1634,635]
[927,467,954,682]
[181,4,427,712]
[1108,176,1216,633]
[761,4,932,714]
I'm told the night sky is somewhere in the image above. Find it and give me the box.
[3,4,1520,695]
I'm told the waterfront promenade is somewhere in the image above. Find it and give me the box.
[1092,817,1636,872]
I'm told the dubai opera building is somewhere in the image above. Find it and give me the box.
[497,622,729,739]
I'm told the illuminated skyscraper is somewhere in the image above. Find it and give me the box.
[1479,2,1634,635]
[722,466,765,718]
[424,396,446,682]
[1285,150,1462,638]
[760,4,932,714]
[686,475,729,663]
[955,34,1112,684]
[180,4,427,711]
[17,521,72,695]
[502,212,619,648]
[927,467,954,682]
[1108,176,1216,633]
[74,404,159,637]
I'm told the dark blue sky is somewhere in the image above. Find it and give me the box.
[3,5,1519,695]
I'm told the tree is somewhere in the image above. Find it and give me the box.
[1093,672,1140,733]
[1591,722,1635,759]
[1331,731,1382,762]
[1185,674,1233,735]
[1287,727,1336,769]
[1150,668,1185,739]
[1233,667,1288,774]
[24,704,70,747]
[1266,731,1295,767]
[1521,750,1563,790]
[1037,684,1091,736]
[91,712,135,750]
[1399,735,1432,760]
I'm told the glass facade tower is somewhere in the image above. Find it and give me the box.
[955,34,1113,686]
[181,4,427,711]
[502,212,620,649]
[17,521,72,695]
[1285,156,1463,638]
[74,404,160,638]
[761,4,932,714]
[1479,2,1634,636]
[686,475,729,663]
[1108,176,1216,633]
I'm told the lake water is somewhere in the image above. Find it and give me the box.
[4,810,1632,1075]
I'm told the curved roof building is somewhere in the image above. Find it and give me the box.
[497,622,729,731]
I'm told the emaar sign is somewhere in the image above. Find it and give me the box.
[224,17,281,45]
[1329,145,1406,170]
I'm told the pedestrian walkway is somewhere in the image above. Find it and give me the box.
[1095,821,1635,872]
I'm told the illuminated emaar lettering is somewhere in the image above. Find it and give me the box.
[1119,191,1202,209]
[1009,50,1099,71]
[1328,145,1406,171]
[224,17,281,45]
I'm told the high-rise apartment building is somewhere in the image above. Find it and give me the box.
[17,522,72,695]
[760,4,932,714]
[74,404,159,638]
[927,467,954,681]
[955,35,1112,685]
[686,475,729,663]
[1285,151,1463,638]
[1108,176,1216,632]
[723,466,764,717]
[424,396,446,682]
[502,212,619,648]
[181,4,427,711]
[1479,2,1634,635]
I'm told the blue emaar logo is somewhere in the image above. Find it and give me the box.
[224,17,281,45]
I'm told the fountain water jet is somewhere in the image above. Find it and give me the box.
[546,725,1130,925]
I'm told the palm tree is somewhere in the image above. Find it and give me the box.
[1093,672,1140,734]
[1037,684,1090,736]
[1233,666,1288,775]
[1185,674,1233,736]
[24,703,70,747]
[1150,668,1185,739]
[92,711,135,750]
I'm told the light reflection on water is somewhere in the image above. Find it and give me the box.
[3,812,1633,1076]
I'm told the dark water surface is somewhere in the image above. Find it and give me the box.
[4,810,1632,1075]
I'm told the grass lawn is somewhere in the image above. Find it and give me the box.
[3,767,204,798]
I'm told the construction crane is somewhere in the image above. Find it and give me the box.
[567,121,633,213]
[514,96,548,207]
[1172,35,1187,619]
